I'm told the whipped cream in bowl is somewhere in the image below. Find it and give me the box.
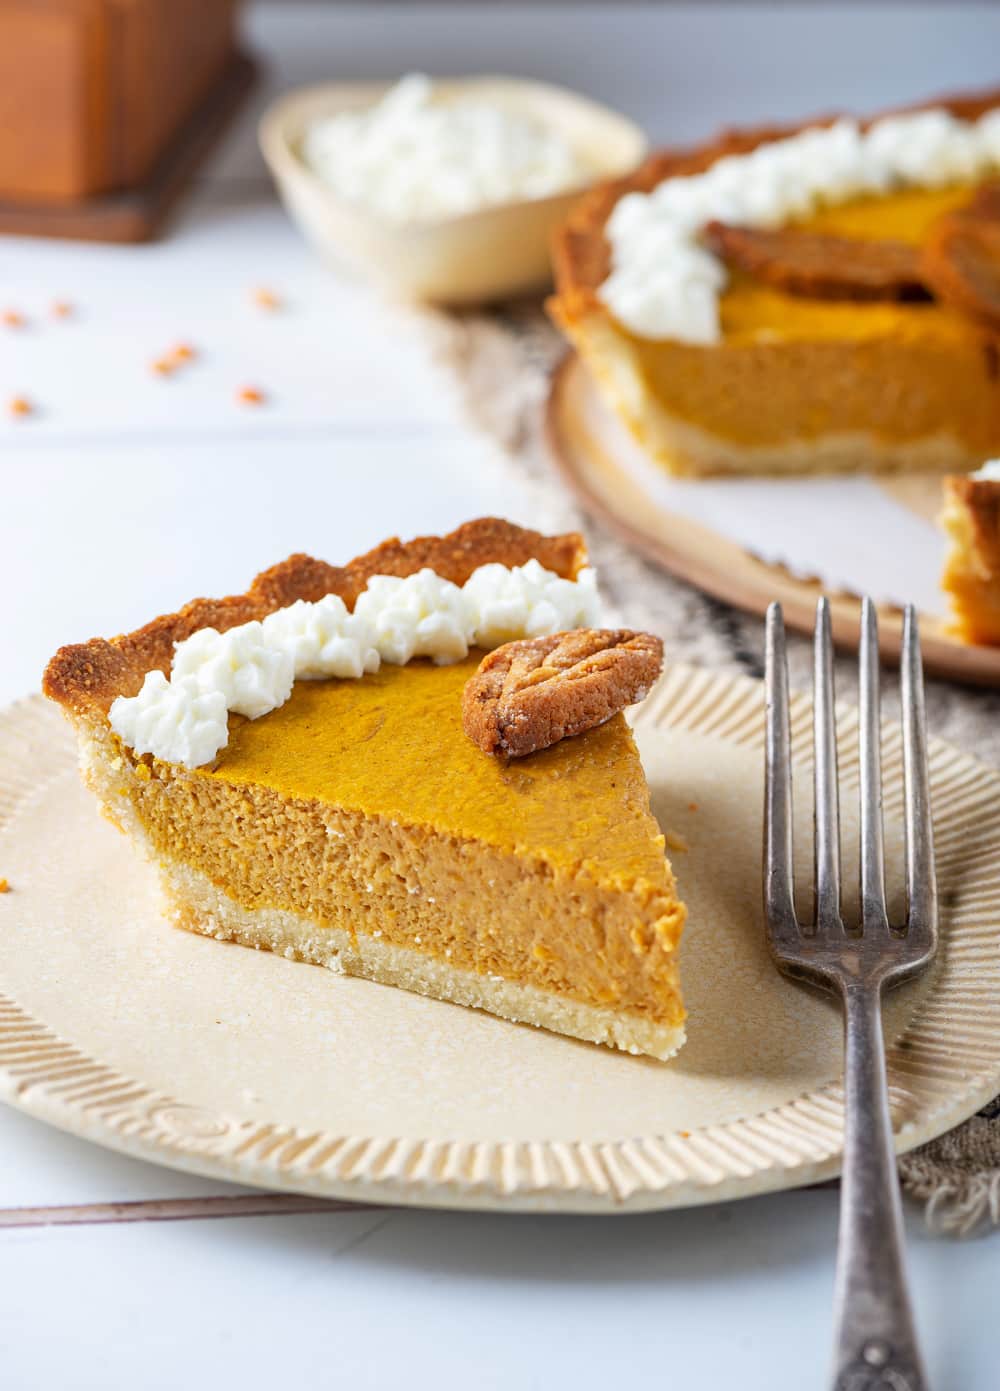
[300,74,592,224]
[260,74,646,303]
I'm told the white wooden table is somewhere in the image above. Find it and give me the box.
[2,6,998,1387]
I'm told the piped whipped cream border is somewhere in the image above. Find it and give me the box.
[109,562,600,768]
[602,106,1000,344]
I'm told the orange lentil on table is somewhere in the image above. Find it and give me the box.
[151,357,176,376]
[237,386,266,405]
[171,343,197,363]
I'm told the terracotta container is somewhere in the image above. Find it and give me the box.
[0,0,241,203]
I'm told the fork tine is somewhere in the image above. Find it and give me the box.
[901,606,938,934]
[859,599,888,929]
[813,598,842,927]
[764,603,797,933]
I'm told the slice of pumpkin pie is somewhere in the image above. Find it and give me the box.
[43,519,687,1060]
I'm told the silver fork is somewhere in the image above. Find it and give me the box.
[765,597,938,1391]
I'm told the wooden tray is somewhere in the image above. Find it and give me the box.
[0,52,257,244]
[546,353,1000,689]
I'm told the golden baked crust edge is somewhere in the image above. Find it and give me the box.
[945,475,1000,549]
[941,475,1000,644]
[43,518,588,716]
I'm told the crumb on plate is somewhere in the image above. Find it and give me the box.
[237,385,266,406]
[8,396,33,419]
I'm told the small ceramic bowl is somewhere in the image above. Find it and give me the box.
[259,76,646,306]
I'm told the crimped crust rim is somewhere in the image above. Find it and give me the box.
[550,84,1000,323]
[42,518,588,716]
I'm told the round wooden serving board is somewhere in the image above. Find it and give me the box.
[546,353,1000,689]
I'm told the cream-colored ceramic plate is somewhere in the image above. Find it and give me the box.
[259,78,646,305]
[2,672,999,1213]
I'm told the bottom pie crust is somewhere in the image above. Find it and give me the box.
[160,856,686,1062]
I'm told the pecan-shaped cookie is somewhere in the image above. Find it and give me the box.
[463,628,664,758]
[703,221,929,301]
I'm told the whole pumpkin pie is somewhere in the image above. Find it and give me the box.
[43,519,687,1060]
[550,87,1000,477]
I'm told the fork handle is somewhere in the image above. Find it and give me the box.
[830,981,929,1391]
